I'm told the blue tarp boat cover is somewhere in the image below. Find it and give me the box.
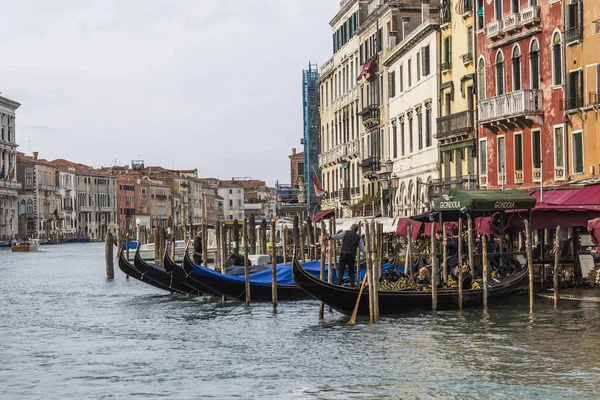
[192,261,393,286]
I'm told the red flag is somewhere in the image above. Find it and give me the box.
[313,172,325,197]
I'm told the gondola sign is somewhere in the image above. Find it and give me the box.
[438,200,461,209]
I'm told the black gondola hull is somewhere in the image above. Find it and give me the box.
[182,252,311,301]
[163,251,218,296]
[292,257,529,316]
[118,249,180,293]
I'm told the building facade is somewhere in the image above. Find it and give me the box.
[303,63,321,211]
[434,0,477,198]
[476,0,563,190]
[564,0,600,180]
[0,96,21,240]
[383,8,440,217]
[55,168,77,238]
[76,171,117,240]
[217,182,244,221]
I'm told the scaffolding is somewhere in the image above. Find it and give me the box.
[302,62,321,212]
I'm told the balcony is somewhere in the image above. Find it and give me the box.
[427,176,477,200]
[461,52,473,65]
[589,92,600,106]
[361,157,380,177]
[533,168,541,183]
[360,105,380,129]
[455,0,472,17]
[332,144,348,163]
[497,171,506,186]
[514,170,524,184]
[555,166,565,181]
[155,194,168,201]
[502,13,521,33]
[520,5,540,26]
[564,95,584,111]
[436,110,474,140]
[565,26,583,45]
[440,60,451,73]
[477,89,543,130]
[347,139,360,157]
[486,20,503,39]
[340,187,351,202]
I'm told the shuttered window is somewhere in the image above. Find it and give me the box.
[514,133,523,171]
[496,51,504,95]
[422,45,430,76]
[532,130,541,169]
[572,131,583,173]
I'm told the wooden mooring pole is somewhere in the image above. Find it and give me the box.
[482,233,489,309]
[525,220,534,313]
[105,231,114,280]
[283,227,288,264]
[365,221,374,323]
[270,218,278,309]
[243,219,251,305]
[442,222,448,283]
[430,222,437,312]
[458,218,463,310]
[319,229,326,320]
[249,214,256,255]
[554,226,561,308]
[261,219,268,255]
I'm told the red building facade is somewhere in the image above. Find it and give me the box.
[476,0,564,189]
[116,174,137,231]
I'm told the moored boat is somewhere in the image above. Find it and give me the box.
[11,239,40,253]
[162,251,218,296]
[292,256,529,316]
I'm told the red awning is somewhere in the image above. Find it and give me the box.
[530,188,581,205]
[357,58,375,81]
[588,217,600,252]
[562,184,600,206]
[312,209,334,222]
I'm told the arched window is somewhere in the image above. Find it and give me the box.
[530,39,540,90]
[512,46,521,91]
[478,58,486,100]
[25,168,33,185]
[553,32,562,85]
[19,200,26,215]
[26,199,33,215]
[43,171,48,185]
[496,51,505,95]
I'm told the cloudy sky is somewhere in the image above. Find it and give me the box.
[1,0,338,186]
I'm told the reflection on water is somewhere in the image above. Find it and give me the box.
[0,243,599,399]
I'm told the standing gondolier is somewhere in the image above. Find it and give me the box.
[326,224,366,287]
[193,230,203,265]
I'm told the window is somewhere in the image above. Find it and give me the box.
[408,59,412,87]
[19,200,25,215]
[467,27,473,57]
[498,136,506,172]
[417,52,421,81]
[572,131,583,174]
[496,51,505,95]
[512,46,521,91]
[400,120,405,156]
[479,139,487,175]
[532,130,541,169]
[530,40,540,90]
[552,33,562,85]
[554,126,564,168]
[425,107,432,148]
[495,0,502,21]
[25,168,33,185]
[477,0,484,30]
[565,0,583,45]
[399,64,404,92]
[478,58,486,100]
[408,115,414,153]
[229,199,233,207]
[388,71,396,98]
[511,0,519,13]
[417,109,423,150]
[392,122,397,159]
[27,199,33,215]
[422,45,430,76]
[566,69,583,109]
[514,133,523,171]
[443,36,452,70]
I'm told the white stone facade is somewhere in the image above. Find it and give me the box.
[217,185,244,221]
[383,19,441,217]
[0,96,21,240]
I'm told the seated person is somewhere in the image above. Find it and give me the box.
[416,266,431,291]
[461,264,473,288]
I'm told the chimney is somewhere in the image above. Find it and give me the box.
[422,0,430,22]
[32,151,38,160]
[401,17,410,40]
[292,148,296,155]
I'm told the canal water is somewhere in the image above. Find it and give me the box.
[1,243,599,399]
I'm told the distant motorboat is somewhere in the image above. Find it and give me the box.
[0,241,11,248]
[11,239,40,253]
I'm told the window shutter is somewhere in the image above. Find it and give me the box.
[597,65,600,96]
[566,4,574,30]
[577,0,583,29]
[566,71,572,109]
[448,37,452,66]
[377,28,382,52]
[422,46,429,76]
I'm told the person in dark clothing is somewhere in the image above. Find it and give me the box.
[193,230,203,265]
[461,264,473,289]
[327,224,367,287]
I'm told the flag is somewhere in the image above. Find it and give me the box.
[312,172,325,197]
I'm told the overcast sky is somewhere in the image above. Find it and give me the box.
[1,0,338,186]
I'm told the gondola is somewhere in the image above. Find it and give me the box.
[117,248,182,293]
[182,251,315,301]
[292,256,529,316]
[162,250,219,296]
[132,247,203,296]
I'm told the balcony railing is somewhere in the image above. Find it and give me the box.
[565,26,583,45]
[347,139,360,157]
[486,20,503,39]
[360,105,380,129]
[555,166,565,181]
[436,110,474,139]
[455,0,472,16]
[361,157,380,174]
[427,175,477,200]
[564,95,584,111]
[441,1,452,24]
[589,92,600,106]
[440,60,452,72]
[478,89,543,124]
[461,52,473,65]
[514,170,524,184]
[502,13,521,33]
[520,5,540,26]
[533,168,542,183]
